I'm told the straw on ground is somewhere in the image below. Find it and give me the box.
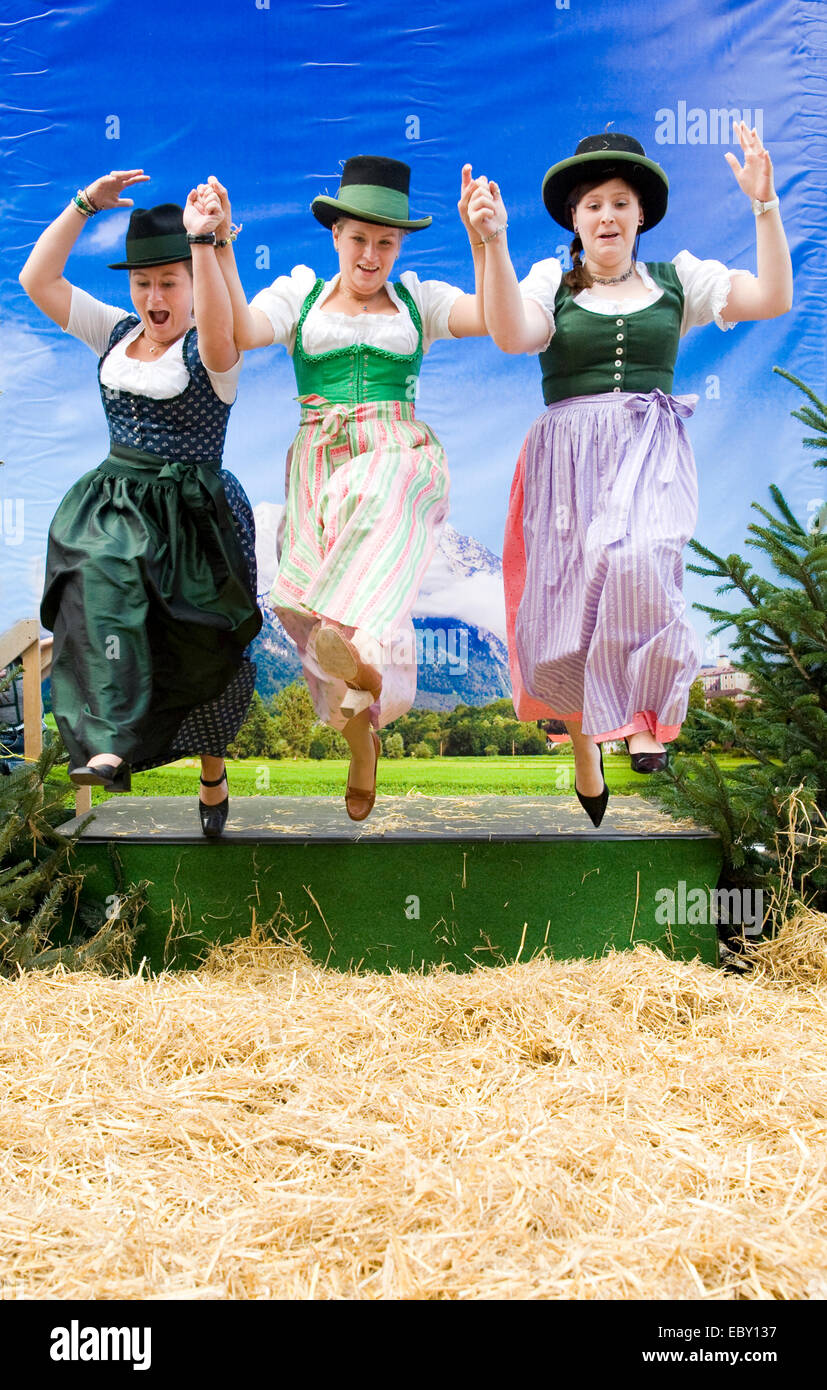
[1,913,826,1300]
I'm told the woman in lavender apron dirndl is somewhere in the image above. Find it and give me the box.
[468,126,792,825]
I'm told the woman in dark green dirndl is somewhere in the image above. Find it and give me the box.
[19,171,262,836]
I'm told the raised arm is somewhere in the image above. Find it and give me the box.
[719,122,792,323]
[183,187,238,373]
[195,177,275,350]
[445,164,489,339]
[467,178,550,354]
[19,170,150,327]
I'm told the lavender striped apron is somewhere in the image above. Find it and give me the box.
[504,388,703,742]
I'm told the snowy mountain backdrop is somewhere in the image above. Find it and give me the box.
[249,503,512,711]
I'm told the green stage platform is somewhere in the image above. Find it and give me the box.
[59,795,723,972]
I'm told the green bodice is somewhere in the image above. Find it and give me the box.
[292,278,424,404]
[539,262,685,405]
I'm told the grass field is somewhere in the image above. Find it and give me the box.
[51,752,755,803]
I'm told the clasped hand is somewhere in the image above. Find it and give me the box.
[466,172,507,238]
[184,184,223,236]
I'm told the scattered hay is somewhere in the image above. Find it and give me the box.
[739,904,827,990]
[1,919,826,1300]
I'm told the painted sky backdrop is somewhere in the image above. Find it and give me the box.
[2,0,825,659]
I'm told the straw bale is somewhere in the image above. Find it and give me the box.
[1,918,826,1300]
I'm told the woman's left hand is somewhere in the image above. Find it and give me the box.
[183,187,223,236]
[725,121,775,202]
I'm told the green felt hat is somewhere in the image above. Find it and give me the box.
[542,134,669,232]
[311,155,432,232]
[108,203,191,269]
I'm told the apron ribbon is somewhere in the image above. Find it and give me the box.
[298,394,351,445]
[602,389,698,546]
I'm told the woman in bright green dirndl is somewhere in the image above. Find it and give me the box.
[202,156,489,820]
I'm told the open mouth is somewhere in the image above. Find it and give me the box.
[357,265,379,274]
[148,310,170,325]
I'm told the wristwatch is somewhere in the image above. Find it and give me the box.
[751,197,780,216]
[186,232,217,245]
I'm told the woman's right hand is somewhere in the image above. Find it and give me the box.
[184,186,223,236]
[458,163,489,234]
[468,177,508,239]
[84,169,150,210]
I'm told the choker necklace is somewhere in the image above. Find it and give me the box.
[589,265,635,286]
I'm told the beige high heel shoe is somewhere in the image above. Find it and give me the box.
[313,624,383,702]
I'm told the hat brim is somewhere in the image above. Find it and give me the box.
[311,195,431,232]
[542,150,669,232]
[108,253,193,270]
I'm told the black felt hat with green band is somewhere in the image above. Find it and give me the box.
[311,155,432,232]
[108,203,191,269]
[542,134,669,232]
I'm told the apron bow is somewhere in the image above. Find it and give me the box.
[602,389,698,546]
[297,394,351,445]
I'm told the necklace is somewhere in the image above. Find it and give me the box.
[144,321,192,355]
[589,265,635,286]
[341,285,381,313]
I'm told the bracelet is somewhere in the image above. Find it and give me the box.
[186,232,217,245]
[473,221,508,247]
[82,185,101,213]
[751,196,780,217]
[215,223,242,248]
[72,190,97,218]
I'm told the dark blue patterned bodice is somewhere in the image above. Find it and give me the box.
[98,317,232,463]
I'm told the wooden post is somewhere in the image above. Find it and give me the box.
[1,618,93,817]
[20,627,43,764]
[1,618,41,757]
[0,619,42,805]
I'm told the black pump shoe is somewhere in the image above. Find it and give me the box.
[199,771,229,839]
[575,745,609,828]
[69,760,131,793]
[625,738,669,774]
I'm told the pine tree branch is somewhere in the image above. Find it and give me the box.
[773,366,827,426]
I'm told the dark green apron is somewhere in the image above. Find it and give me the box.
[41,443,261,769]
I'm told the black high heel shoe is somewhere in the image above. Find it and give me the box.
[624,738,669,774]
[199,770,229,839]
[69,760,131,793]
[575,745,609,828]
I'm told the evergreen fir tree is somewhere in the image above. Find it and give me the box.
[226,690,281,758]
[0,740,145,974]
[271,682,317,757]
[646,370,826,912]
[674,679,709,753]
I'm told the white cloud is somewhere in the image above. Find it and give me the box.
[83,213,131,253]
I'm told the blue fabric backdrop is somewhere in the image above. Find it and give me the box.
[2,0,825,669]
